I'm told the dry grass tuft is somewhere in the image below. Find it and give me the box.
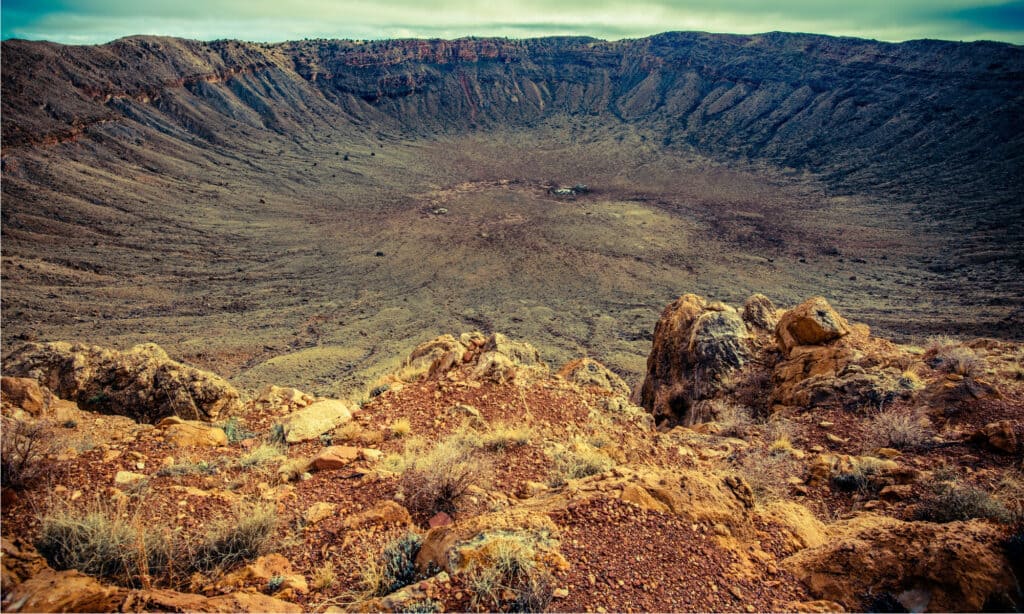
[864,408,930,450]
[397,435,490,518]
[390,418,412,439]
[35,498,170,587]
[464,532,553,612]
[548,439,614,487]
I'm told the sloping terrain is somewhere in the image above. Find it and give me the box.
[2,295,1022,612]
[2,33,1023,397]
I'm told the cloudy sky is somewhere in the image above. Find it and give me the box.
[3,0,1023,45]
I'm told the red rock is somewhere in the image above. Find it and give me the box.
[428,511,453,528]
[775,297,852,355]
[312,445,360,470]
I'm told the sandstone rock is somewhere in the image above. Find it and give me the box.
[255,384,314,410]
[558,358,630,397]
[775,297,852,355]
[0,377,51,415]
[742,293,779,331]
[620,483,670,513]
[3,342,241,423]
[360,448,384,462]
[787,515,1014,612]
[304,502,337,526]
[970,420,1021,455]
[429,511,453,528]
[312,445,360,470]
[637,294,752,424]
[399,335,468,381]
[161,420,228,447]
[281,400,354,443]
[125,588,303,612]
[218,553,308,595]
[114,470,147,486]
[343,500,413,529]
[1,538,48,594]
[3,568,128,612]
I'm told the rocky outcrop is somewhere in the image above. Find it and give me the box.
[775,297,851,356]
[637,294,753,425]
[3,342,241,423]
[787,515,1015,612]
[558,358,630,397]
[395,332,547,385]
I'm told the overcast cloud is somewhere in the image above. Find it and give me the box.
[2,0,1022,45]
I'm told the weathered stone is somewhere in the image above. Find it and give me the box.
[312,445,360,470]
[559,357,630,397]
[775,297,852,355]
[281,400,354,443]
[787,515,1014,612]
[0,377,51,415]
[162,421,228,448]
[742,293,779,331]
[114,470,147,486]
[637,294,752,425]
[4,568,128,612]
[304,502,337,526]
[3,341,241,423]
[343,501,413,529]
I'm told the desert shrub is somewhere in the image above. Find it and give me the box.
[237,444,285,469]
[35,500,170,586]
[390,418,412,438]
[734,449,803,502]
[347,532,425,601]
[397,435,489,518]
[187,502,277,572]
[728,369,773,419]
[831,458,892,495]
[465,533,553,612]
[311,560,336,591]
[220,417,256,444]
[380,532,423,595]
[268,423,286,446]
[1,418,51,489]
[480,423,533,451]
[916,480,1012,523]
[548,440,614,487]
[864,408,930,450]
[711,400,753,439]
[927,339,985,378]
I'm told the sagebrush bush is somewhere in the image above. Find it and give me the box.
[916,480,1012,523]
[465,533,553,612]
[1,418,51,489]
[390,418,412,438]
[186,502,277,572]
[548,440,614,487]
[35,500,170,586]
[927,339,985,378]
[711,400,753,439]
[865,408,930,450]
[380,532,423,595]
[480,423,533,451]
[397,435,489,518]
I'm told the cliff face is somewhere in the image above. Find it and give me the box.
[4,33,1023,210]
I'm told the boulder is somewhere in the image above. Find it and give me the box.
[398,335,468,381]
[303,502,337,526]
[786,515,1014,612]
[0,377,51,415]
[636,294,751,425]
[217,553,308,595]
[343,501,413,529]
[742,293,780,331]
[159,417,228,447]
[254,385,314,411]
[970,420,1021,455]
[3,342,241,423]
[558,358,630,397]
[3,568,128,612]
[281,400,354,443]
[775,297,851,355]
[311,445,360,470]
[123,589,303,612]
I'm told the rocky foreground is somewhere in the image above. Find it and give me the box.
[1,294,1022,612]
